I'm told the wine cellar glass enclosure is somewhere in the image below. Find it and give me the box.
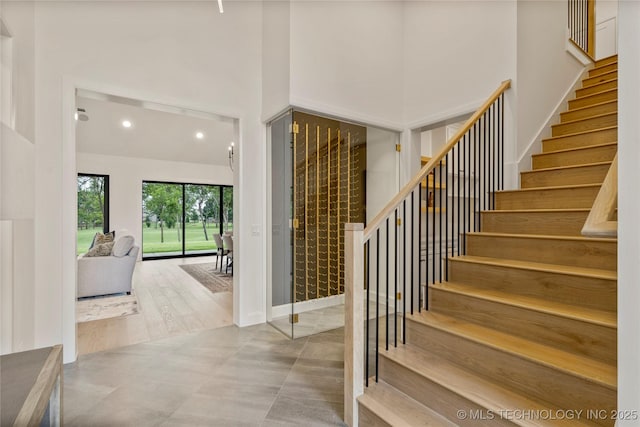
[269,109,399,339]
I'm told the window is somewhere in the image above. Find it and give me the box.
[142,181,233,259]
[77,174,109,254]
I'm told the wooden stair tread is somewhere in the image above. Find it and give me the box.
[452,255,617,281]
[564,100,617,114]
[533,142,617,157]
[431,281,616,327]
[552,111,616,127]
[571,88,617,102]
[483,208,590,213]
[408,312,617,389]
[582,71,618,87]
[520,160,612,175]
[382,346,598,426]
[594,54,617,66]
[497,182,601,194]
[359,380,458,427]
[542,125,617,142]
[466,231,616,244]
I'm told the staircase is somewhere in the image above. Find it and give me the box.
[357,56,618,426]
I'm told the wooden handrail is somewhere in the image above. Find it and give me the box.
[363,80,511,240]
[582,153,617,237]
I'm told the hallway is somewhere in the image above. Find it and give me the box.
[65,324,345,426]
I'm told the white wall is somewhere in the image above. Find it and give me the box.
[515,0,584,169]
[289,1,404,129]
[77,153,232,255]
[262,0,290,122]
[366,127,399,223]
[0,0,35,141]
[403,1,517,128]
[617,0,640,421]
[32,1,265,362]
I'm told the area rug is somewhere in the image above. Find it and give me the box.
[76,293,139,323]
[179,262,233,294]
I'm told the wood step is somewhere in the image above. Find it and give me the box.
[588,62,617,78]
[358,380,458,427]
[380,345,600,427]
[582,70,618,88]
[561,100,617,122]
[465,232,617,271]
[568,89,617,109]
[532,143,617,169]
[520,162,611,188]
[429,282,616,363]
[594,54,617,67]
[496,184,600,210]
[481,209,589,236]
[542,127,617,152]
[448,255,617,312]
[404,312,616,425]
[576,80,617,98]
[551,113,617,137]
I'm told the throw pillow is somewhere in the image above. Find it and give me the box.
[112,235,135,257]
[84,241,115,257]
[89,231,115,249]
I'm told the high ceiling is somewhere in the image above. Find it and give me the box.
[75,92,235,166]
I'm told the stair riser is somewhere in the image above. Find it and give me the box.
[533,144,617,169]
[429,288,616,363]
[405,319,616,418]
[561,101,617,122]
[481,211,588,236]
[465,234,617,271]
[379,355,517,427]
[582,71,618,88]
[496,186,599,210]
[543,128,617,152]
[552,114,617,137]
[520,163,611,188]
[588,63,617,77]
[449,259,616,311]
[576,80,617,97]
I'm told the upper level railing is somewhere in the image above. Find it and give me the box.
[568,0,595,59]
[343,80,511,426]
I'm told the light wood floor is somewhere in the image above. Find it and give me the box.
[77,256,233,355]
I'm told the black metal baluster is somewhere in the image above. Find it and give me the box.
[365,239,369,387]
[386,218,389,351]
[466,128,471,237]
[411,190,415,314]
[456,140,464,255]
[453,144,458,257]
[493,101,497,208]
[445,153,449,281]
[484,113,488,212]
[375,229,379,383]
[439,160,443,283]
[432,166,435,285]
[489,105,493,210]
[462,135,466,255]
[477,121,481,233]
[403,199,406,344]
[418,180,422,312]
[501,94,505,190]
[394,209,398,347]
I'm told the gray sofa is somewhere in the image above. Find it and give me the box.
[77,245,140,298]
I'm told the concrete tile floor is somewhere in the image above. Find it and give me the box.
[64,324,346,426]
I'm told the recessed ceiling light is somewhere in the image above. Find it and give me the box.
[196,131,204,140]
[122,120,132,128]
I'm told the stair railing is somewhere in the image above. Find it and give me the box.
[582,153,618,237]
[568,0,595,59]
[344,80,511,426]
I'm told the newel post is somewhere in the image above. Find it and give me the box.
[344,223,364,427]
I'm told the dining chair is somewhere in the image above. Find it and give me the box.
[222,234,233,275]
[213,234,227,271]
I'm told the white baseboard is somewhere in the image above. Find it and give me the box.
[517,68,588,175]
[271,293,346,319]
